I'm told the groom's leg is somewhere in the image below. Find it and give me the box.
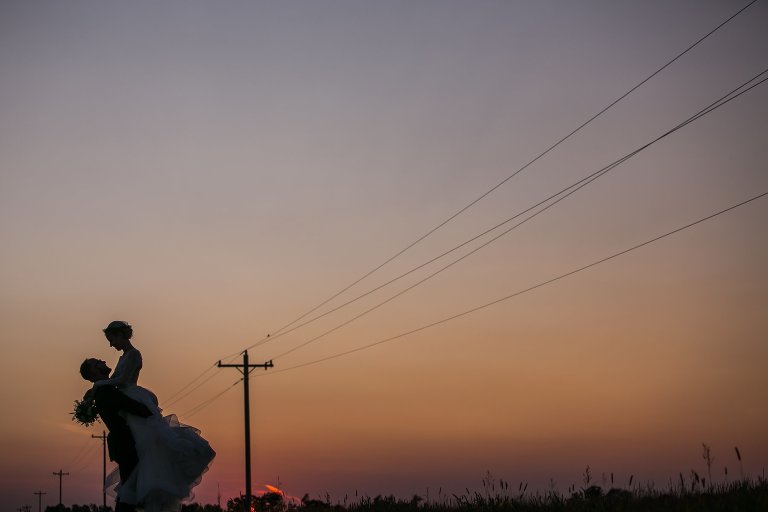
[118,453,139,483]
[116,457,140,510]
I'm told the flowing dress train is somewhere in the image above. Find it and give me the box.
[103,350,215,512]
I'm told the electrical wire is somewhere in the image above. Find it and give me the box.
[71,446,100,473]
[259,190,768,376]
[161,363,220,407]
[63,433,98,471]
[261,67,768,362]
[180,379,243,419]
[67,439,100,473]
[161,353,243,411]
[231,0,760,358]
[162,367,225,409]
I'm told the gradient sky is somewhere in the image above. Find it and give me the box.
[1,1,767,510]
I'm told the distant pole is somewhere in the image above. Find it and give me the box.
[33,491,46,512]
[52,470,69,505]
[92,431,108,509]
[218,350,273,512]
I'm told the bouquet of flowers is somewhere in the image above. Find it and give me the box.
[72,398,99,427]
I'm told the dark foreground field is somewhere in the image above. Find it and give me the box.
[43,477,768,512]
[208,476,768,512]
[295,478,768,512]
[292,478,768,512]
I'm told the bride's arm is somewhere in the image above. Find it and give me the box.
[93,350,142,388]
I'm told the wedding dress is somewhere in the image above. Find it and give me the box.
[102,349,215,512]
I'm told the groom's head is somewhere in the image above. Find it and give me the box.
[80,358,111,382]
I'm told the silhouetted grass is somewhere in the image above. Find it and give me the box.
[292,445,767,512]
[298,476,768,512]
[186,446,768,512]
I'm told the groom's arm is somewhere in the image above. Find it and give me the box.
[95,386,152,418]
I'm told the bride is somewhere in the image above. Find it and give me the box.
[87,321,216,512]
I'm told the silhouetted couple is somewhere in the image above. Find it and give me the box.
[80,321,215,512]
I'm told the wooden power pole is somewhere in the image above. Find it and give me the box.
[218,350,273,512]
[52,470,69,505]
[33,492,46,512]
[92,431,108,510]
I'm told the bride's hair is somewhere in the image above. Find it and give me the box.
[103,320,133,339]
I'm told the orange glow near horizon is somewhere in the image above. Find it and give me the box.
[263,485,283,496]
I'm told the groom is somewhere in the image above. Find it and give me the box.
[80,358,151,512]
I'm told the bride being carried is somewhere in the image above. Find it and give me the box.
[80,321,216,512]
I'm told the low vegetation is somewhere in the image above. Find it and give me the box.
[43,447,768,512]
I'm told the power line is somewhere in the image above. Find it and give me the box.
[162,349,251,410]
[162,362,220,406]
[173,1,760,397]
[69,443,100,474]
[158,352,245,414]
[260,190,768,376]
[261,67,768,362]
[234,0,760,356]
[64,434,97,470]
[180,378,243,418]
[163,367,224,409]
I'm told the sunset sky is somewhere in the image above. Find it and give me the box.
[1,1,767,510]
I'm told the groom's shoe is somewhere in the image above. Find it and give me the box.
[115,500,137,512]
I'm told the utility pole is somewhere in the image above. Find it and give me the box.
[218,350,273,512]
[33,491,46,512]
[92,431,108,510]
[52,470,69,505]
